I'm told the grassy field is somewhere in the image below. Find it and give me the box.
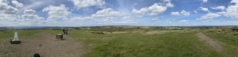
[1,27,238,57]
[202,29,238,57]
[0,30,42,40]
[52,29,221,57]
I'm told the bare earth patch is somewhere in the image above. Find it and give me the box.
[0,32,85,57]
[197,32,223,52]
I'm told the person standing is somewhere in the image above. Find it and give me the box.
[63,29,68,35]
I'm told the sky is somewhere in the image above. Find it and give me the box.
[0,0,238,26]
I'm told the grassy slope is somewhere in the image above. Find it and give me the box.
[0,30,42,40]
[203,32,238,57]
[1,29,228,57]
[63,30,220,57]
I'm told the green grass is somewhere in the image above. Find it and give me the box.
[203,32,238,57]
[2,29,238,57]
[62,30,220,57]
[0,30,42,40]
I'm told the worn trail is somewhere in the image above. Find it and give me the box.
[0,32,84,57]
[197,32,223,52]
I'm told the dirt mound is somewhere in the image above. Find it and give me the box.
[0,32,85,57]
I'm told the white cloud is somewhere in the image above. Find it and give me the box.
[170,10,189,16]
[23,9,35,14]
[199,0,238,19]
[222,0,238,18]
[0,3,18,14]
[171,12,180,16]
[148,3,167,16]
[164,0,174,8]
[132,1,173,16]
[199,13,220,20]
[132,8,149,14]
[202,0,208,3]
[12,0,23,8]
[70,8,129,24]
[70,16,92,21]
[92,8,126,18]
[22,9,44,20]
[71,0,105,9]
[231,0,238,3]
[42,4,71,21]
[166,3,174,7]
[200,7,209,12]
[197,0,238,20]
[211,6,225,10]
[181,10,190,16]
[22,9,36,19]
[0,2,18,21]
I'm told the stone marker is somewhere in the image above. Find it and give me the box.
[56,34,63,40]
[10,32,21,44]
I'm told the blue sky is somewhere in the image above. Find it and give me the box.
[0,0,238,26]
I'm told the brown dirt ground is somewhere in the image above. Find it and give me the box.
[197,32,223,52]
[0,32,85,57]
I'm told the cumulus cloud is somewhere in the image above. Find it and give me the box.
[171,10,190,16]
[211,6,225,10]
[22,9,35,19]
[71,0,105,9]
[132,8,149,14]
[199,0,238,19]
[0,3,18,14]
[199,13,220,20]
[200,7,209,12]
[171,12,180,16]
[181,10,190,16]
[231,0,238,3]
[164,0,174,7]
[92,8,126,18]
[70,8,128,24]
[42,4,71,21]
[148,3,167,16]
[22,9,44,20]
[222,0,238,18]
[0,1,18,21]
[132,1,173,16]
[12,0,23,8]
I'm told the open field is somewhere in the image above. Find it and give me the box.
[1,27,238,57]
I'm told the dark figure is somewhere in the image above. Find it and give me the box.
[63,29,68,35]
[33,53,40,57]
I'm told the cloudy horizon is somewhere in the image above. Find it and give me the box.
[0,0,238,26]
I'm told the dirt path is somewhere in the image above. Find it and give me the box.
[197,32,223,52]
[0,32,85,57]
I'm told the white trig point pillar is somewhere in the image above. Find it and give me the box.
[10,32,21,44]
[13,32,19,41]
